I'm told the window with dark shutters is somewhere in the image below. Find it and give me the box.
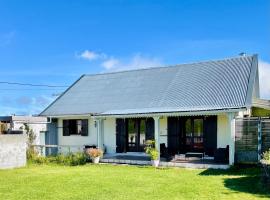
[62,119,88,136]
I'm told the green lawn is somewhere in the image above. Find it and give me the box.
[0,164,269,200]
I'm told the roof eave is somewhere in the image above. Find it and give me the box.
[95,107,247,118]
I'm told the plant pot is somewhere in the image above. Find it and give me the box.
[151,160,159,167]
[92,157,100,164]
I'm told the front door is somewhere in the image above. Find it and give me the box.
[116,118,154,153]
[127,119,146,152]
[167,116,217,155]
[184,118,204,152]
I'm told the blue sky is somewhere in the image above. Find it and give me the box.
[0,0,270,115]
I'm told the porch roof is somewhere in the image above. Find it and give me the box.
[40,55,258,117]
[95,107,246,118]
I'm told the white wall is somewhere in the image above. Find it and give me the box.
[58,116,97,152]
[103,118,116,154]
[0,134,26,169]
[217,114,230,148]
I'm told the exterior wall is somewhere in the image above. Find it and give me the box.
[13,122,47,145]
[0,134,26,169]
[103,118,116,154]
[159,117,168,146]
[217,114,230,148]
[53,114,237,155]
[57,116,97,152]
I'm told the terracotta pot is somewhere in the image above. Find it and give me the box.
[151,160,159,167]
[92,157,100,164]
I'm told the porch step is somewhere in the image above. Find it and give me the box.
[100,158,230,169]
[100,158,151,165]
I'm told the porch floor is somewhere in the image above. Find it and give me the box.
[101,153,230,169]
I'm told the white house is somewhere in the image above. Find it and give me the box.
[40,54,267,165]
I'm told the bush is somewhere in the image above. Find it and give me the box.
[260,149,270,186]
[30,152,88,166]
[261,149,270,164]
[26,147,39,160]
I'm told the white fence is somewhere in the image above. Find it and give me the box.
[32,144,87,156]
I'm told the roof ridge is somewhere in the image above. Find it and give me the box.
[84,54,256,77]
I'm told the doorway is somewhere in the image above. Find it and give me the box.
[184,118,204,152]
[116,118,154,153]
[127,119,146,152]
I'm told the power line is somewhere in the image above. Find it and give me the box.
[0,81,69,88]
[0,88,63,91]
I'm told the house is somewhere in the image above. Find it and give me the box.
[40,54,268,165]
[0,115,47,145]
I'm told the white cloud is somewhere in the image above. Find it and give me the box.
[101,54,162,71]
[259,60,270,99]
[77,50,105,61]
[101,57,120,69]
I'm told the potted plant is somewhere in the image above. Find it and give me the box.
[86,148,103,164]
[145,140,159,167]
[260,149,270,185]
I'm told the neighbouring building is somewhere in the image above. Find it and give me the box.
[0,115,47,145]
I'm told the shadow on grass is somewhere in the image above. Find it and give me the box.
[199,166,270,198]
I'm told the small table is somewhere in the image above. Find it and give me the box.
[185,152,204,160]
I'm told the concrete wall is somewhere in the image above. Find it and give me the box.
[57,116,97,152]
[0,134,26,169]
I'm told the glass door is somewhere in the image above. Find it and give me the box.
[127,119,146,152]
[193,119,204,151]
[139,119,146,151]
[184,118,204,152]
[127,119,137,152]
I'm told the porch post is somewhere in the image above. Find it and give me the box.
[96,118,104,150]
[227,113,236,165]
[153,116,160,159]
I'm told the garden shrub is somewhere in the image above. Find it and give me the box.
[262,149,270,164]
[30,152,88,166]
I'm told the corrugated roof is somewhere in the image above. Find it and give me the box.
[40,55,258,116]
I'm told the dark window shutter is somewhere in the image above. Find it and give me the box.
[167,117,181,154]
[204,116,217,156]
[146,118,154,140]
[116,119,126,153]
[81,119,88,136]
[63,120,70,136]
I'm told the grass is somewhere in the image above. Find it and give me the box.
[0,164,269,200]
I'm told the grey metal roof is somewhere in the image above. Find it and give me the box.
[40,55,258,116]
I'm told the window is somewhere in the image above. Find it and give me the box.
[63,119,88,136]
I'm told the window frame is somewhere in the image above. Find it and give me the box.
[63,119,88,136]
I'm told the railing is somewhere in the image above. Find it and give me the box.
[32,144,87,156]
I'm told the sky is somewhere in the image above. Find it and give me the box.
[0,0,269,115]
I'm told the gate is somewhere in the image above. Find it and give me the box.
[235,117,270,163]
